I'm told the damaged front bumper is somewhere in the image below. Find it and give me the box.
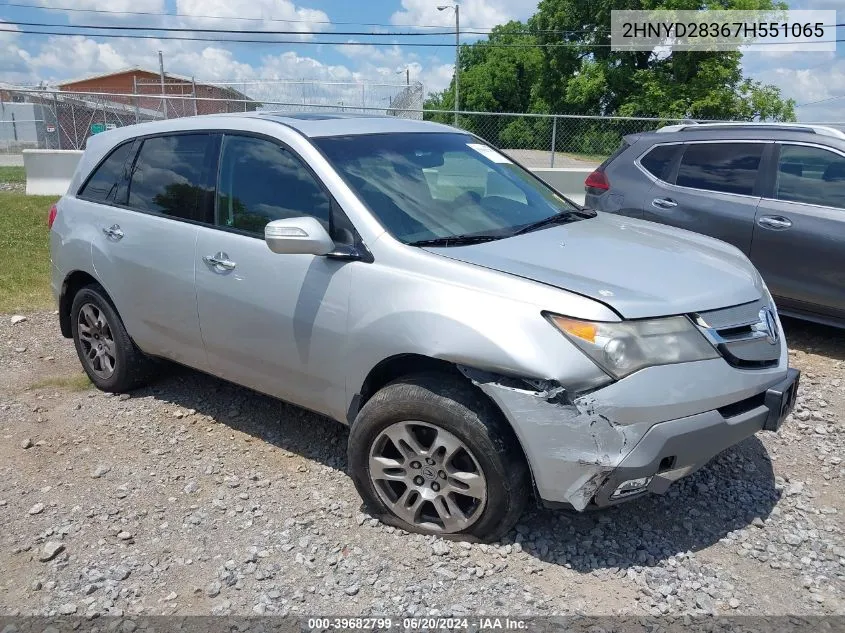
[460,360,798,511]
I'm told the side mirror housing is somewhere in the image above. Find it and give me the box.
[264,217,334,256]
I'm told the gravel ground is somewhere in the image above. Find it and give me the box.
[0,312,842,618]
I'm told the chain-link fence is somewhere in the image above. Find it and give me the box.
[4,87,843,169]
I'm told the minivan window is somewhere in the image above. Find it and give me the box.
[127,134,214,222]
[315,132,583,244]
[776,144,845,209]
[78,141,134,203]
[639,144,677,181]
[216,135,331,235]
[676,143,763,196]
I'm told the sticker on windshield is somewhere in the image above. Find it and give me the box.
[466,143,512,164]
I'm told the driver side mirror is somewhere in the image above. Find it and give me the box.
[264,217,334,256]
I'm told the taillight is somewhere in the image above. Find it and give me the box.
[47,203,58,229]
[584,170,610,193]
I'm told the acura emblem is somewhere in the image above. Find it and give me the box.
[754,308,779,345]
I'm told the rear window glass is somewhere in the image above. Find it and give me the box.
[127,134,214,222]
[677,143,763,196]
[776,144,845,209]
[78,141,134,203]
[639,144,677,180]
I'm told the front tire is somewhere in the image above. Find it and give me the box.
[70,284,154,393]
[348,373,529,541]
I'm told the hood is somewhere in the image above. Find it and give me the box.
[424,213,762,319]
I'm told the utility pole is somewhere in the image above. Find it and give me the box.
[406,67,410,86]
[158,50,168,119]
[438,4,459,125]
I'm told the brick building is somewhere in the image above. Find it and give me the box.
[58,67,257,116]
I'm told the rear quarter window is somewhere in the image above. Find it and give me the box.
[639,144,678,181]
[78,141,135,203]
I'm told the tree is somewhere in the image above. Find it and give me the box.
[429,0,795,125]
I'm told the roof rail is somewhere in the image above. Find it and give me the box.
[655,122,845,140]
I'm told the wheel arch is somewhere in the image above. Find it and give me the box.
[349,353,541,506]
[59,270,104,338]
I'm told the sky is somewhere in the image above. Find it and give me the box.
[0,0,843,121]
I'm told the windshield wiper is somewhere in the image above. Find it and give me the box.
[408,234,504,247]
[512,212,581,236]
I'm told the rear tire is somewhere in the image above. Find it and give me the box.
[348,372,529,541]
[70,284,155,393]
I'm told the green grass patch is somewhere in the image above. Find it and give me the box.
[0,166,26,183]
[28,372,92,392]
[0,192,57,312]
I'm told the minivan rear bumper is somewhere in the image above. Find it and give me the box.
[466,353,796,511]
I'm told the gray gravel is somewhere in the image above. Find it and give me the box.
[0,312,842,617]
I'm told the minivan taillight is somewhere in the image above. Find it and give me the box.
[47,203,58,229]
[584,170,610,194]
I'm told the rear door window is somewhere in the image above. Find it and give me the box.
[775,144,845,210]
[676,143,764,196]
[127,134,216,222]
[78,141,135,203]
[639,144,677,181]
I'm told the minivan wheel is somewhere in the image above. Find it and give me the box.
[348,373,529,541]
[70,284,154,393]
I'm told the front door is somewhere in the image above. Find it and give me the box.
[750,143,845,319]
[194,133,351,418]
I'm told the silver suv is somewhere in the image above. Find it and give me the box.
[50,113,799,540]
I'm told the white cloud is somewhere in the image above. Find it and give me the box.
[390,0,538,30]
[175,0,331,39]
[749,56,845,121]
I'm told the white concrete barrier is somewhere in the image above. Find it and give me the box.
[22,150,592,204]
[532,168,592,206]
[23,149,83,196]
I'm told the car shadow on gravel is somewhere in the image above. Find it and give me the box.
[136,363,779,573]
[782,317,845,362]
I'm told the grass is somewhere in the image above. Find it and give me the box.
[28,373,92,391]
[0,192,57,312]
[0,166,26,183]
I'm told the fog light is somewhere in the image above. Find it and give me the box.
[611,476,653,499]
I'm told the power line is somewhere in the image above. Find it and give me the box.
[0,2,606,35]
[0,0,497,31]
[3,20,460,36]
[797,94,845,107]
[4,26,844,49]
[0,26,611,46]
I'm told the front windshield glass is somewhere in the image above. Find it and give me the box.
[314,132,585,245]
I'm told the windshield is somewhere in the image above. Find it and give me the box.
[314,132,587,245]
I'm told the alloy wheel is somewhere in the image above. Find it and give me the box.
[368,421,487,533]
[77,303,117,379]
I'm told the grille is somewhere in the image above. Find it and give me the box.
[692,299,781,369]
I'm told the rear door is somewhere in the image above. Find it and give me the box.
[750,142,845,319]
[89,132,217,368]
[642,141,768,254]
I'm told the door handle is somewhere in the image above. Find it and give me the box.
[757,215,792,230]
[102,224,124,240]
[202,252,237,271]
[652,197,678,209]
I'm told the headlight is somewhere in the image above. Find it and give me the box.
[546,313,719,380]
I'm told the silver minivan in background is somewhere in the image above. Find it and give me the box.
[50,113,799,540]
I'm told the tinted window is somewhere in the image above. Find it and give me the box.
[315,133,582,244]
[127,134,214,221]
[216,135,331,234]
[677,143,763,196]
[640,144,677,180]
[78,141,134,202]
[776,144,845,209]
